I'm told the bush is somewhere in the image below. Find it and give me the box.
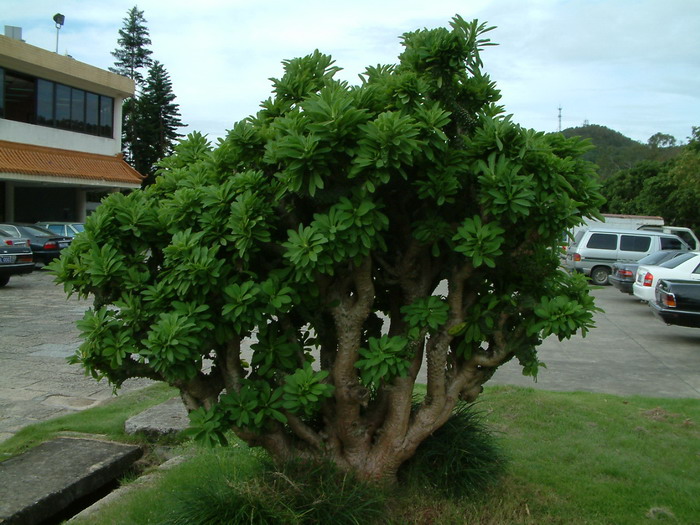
[399,402,506,498]
[158,451,388,525]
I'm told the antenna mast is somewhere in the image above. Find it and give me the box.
[558,105,562,132]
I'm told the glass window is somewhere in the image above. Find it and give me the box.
[55,84,71,130]
[45,224,64,234]
[660,236,684,250]
[71,88,85,132]
[99,95,113,138]
[620,235,651,252]
[85,92,99,134]
[0,225,21,237]
[4,70,35,123]
[36,79,54,126]
[659,252,696,269]
[2,68,115,138]
[0,68,5,118]
[586,233,617,250]
[638,251,682,266]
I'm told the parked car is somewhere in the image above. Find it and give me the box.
[35,222,85,239]
[609,250,689,294]
[632,252,700,302]
[564,228,689,285]
[0,227,34,287]
[650,279,700,328]
[0,223,71,265]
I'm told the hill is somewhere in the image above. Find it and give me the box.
[560,124,682,178]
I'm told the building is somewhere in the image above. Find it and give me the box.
[0,26,143,223]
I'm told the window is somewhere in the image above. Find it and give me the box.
[660,236,684,250]
[55,84,71,130]
[586,233,617,250]
[99,95,113,138]
[4,70,35,123]
[1,67,114,138]
[620,235,651,252]
[70,88,85,132]
[36,79,54,126]
[85,92,99,134]
[0,68,5,118]
[659,252,696,269]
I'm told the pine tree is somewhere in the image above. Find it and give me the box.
[131,61,184,184]
[109,6,153,87]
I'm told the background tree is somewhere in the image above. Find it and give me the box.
[51,17,603,482]
[602,128,700,230]
[131,61,184,184]
[109,6,153,87]
[110,7,185,184]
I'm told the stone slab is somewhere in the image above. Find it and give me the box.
[0,437,142,525]
[124,397,189,437]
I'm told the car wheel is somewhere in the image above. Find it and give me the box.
[590,266,610,286]
[0,275,9,287]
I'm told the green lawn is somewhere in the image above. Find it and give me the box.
[4,385,699,524]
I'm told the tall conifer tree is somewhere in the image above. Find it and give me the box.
[132,61,184,184]
[109,6,153,87]
[110,7,184,183]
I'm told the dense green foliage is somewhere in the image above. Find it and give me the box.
[52,16,603,480]
[131,61,184,183]
[399,402,506,498]
[562,124,683,178]
[601,127,700,230]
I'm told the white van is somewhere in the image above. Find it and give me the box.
[564,228,689,285]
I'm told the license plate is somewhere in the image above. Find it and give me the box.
[59,242,69,248]
[0,255,16,263]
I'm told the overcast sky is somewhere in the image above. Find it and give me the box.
[4,0,699,145]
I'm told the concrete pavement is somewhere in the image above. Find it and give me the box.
[2,270,699,444]
[0,270,151,444]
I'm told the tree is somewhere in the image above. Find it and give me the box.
[602,127,700,230]
[110,6,153,169]
[131,61,184,184]
[109,6,153,87]
[51,17,604,482]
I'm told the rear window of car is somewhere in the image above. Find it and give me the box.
[638,251,679,265]
[659,252,697,269]
[660,236,685,250]
[620,235,651,252]
[586,233,617,250]
[0,225,20,237]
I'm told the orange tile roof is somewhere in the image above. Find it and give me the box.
[0,140,144,186]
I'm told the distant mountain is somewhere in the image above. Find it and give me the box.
[560,124,682,178]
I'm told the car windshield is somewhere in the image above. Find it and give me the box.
[659,252,697,269]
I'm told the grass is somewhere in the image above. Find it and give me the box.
[7,385,699,524]
[0,382,178,461]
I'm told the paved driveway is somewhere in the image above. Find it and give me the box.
[1,271,699,443]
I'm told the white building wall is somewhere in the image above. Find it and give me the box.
[0,117,124,156]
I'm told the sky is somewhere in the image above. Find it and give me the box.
[3,0,699,145]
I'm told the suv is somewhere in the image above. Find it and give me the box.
[564,228,689,285]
